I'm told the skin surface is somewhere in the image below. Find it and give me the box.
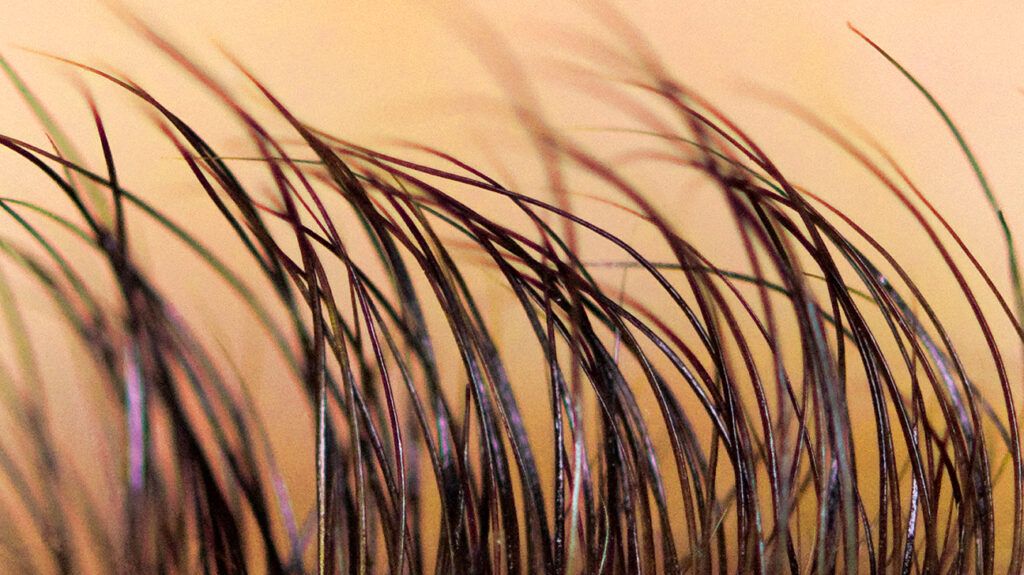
[0,1,1021,570]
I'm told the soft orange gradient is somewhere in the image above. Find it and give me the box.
[2,1,1023,570]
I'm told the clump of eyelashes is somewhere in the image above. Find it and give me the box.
[0,7,1021,575]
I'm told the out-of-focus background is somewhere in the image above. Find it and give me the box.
[2,0,1023,567]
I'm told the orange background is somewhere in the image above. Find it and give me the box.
[2,0,1023,569]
